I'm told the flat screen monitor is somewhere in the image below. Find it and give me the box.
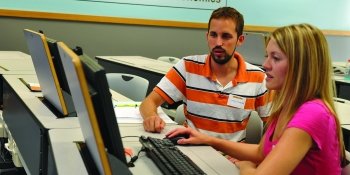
[57,42,130,174]
[24,29,74,117]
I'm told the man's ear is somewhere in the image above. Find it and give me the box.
[236,34,245,46]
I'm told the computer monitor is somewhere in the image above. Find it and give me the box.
[57,42,130,174]
[24,29,75,117]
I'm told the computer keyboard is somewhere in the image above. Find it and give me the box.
[139,135,206,175]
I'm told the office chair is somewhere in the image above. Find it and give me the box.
[174,104,186,125]
[106,73,149,101]
[157,56,180,64]
[245,111,263,144]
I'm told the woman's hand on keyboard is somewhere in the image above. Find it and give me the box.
[166,127,212,145]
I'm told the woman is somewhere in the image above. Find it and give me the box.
[166,23,346,174]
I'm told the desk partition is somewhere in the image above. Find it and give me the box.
[334,76,350,101]
[2,74,80,175]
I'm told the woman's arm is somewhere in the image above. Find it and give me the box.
[236,128,313,175]
[208,136,264,163]
[166,128,265,163]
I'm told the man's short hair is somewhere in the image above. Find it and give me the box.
[208,7,244,37]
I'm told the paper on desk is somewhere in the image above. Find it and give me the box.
[114,102,175,124]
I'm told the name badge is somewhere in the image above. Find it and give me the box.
[227,94,246,109]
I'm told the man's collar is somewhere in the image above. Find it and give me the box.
[203,52,249,84]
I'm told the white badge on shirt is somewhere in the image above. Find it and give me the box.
[227,94,246,109]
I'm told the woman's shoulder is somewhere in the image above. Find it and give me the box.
[291,99,334,125]
[298,99,330,114]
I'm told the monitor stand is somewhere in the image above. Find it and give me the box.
[38,91,76,118]
[76,142,131,175]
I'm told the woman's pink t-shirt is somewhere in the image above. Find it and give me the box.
[263,99,341,175]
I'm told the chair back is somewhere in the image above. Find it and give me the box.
[106,73,149,101]
[175,104,186,125]
[246,111,263,144]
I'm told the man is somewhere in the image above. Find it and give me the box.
[140,7,270,142]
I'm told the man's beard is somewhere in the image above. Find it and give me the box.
[210,46,234,65]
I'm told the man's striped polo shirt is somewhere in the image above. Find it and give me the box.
[154,53,270,141]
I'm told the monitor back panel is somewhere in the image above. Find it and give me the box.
[23,29,68,116]
[57,42,111,175]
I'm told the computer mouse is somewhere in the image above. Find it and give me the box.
[166,134,190,145]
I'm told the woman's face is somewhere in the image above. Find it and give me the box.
[263,38,289,90]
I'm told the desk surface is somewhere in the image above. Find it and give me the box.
[49,125,239,175]
[0,51,31,60]
[48,129,88,175]
[119,124,239,174]
[0,51,35,75]
[0,59,35,71]
[110,89,133,102]
[48,85,238,174]
[96,56,173,75]
[0,70,36,75]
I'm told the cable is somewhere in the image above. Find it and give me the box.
[127,147,145,167]
[122,136,145,167]
[121,136,139,139]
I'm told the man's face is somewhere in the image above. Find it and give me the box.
[207,18,242,65]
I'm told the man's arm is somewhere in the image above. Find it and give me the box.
[139,91,166,133]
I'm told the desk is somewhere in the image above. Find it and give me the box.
[0,51,34,71]
[0,51,31,60]
[49,125,239,175]
[110,89,133,102]
[0,59,35,71]
[0,70,36,106]
[0,51,36,106]
[2,74,80,175]
[48,83,238,174]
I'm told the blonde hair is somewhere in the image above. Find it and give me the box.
[267,23,345,161]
